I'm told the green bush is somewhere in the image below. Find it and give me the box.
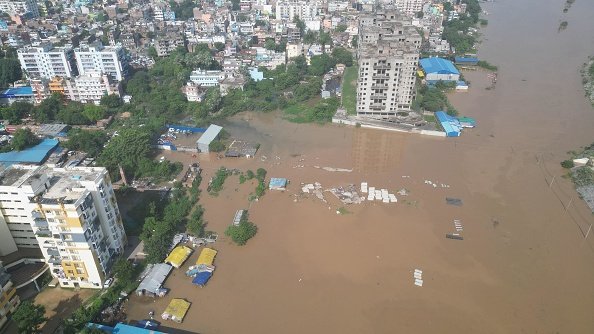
[208,167,230,195]
[561,160,574,169]
[225,220,258,246]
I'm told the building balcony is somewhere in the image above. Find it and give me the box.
[46,248,60,257]
[370,104,385,110]
[48,256,62,265]
[370,95,387,99]
[33,219,48,228]
[374,65,391,70]
[35,228,52,238]
[371,85,388,90]
[372,74,390,79]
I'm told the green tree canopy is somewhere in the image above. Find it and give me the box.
[13,301,47,334]
[100,94,123,108]
[334,24,347,32]
[331,47,353,67]
[97,128,151,177]
[0,59,22,88]
[11,128,40,151]
[64,129,108,157]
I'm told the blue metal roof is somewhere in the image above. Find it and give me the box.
[454,57,479,64]
[165,124,206,133]
[87,322,167,334]
[0,86,33,98]
[435,111,461,137]
[420,58,460,75]
[0,138,59,165]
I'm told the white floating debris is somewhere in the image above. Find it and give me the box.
[382,198,390,203]
[414,269,423,274]
[361,182,368,193]
[389,194,397,203]
[369,186,376,193]
[413,273,423,279]
[414,279,423,286]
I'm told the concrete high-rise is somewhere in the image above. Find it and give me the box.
[0,165,126,289]
[75,43,129,82]
[395,0,424,16]
[17,44,78,79]
[356,10,421,118]
[0,0,39,17]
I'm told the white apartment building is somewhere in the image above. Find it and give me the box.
[189,69,225,87]
[394,0,424,16]
[183,82,206,102]
[0,165,127,289]
[74,72,121,105]
[275,0,321,21]
[357,11,421,118]
[75,43,129,82]
[17,44,78,79]
[0,0,39,17]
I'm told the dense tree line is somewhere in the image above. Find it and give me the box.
[0,93,121,125]
[441,0,482,55]
[96,128,182,182]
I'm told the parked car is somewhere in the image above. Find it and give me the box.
[103,277,114,289]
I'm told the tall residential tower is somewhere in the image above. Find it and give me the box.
[0,165,126,289]
[356,10,421,119]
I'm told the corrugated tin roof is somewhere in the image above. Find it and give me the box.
[196,124,223,145]
[420,58,460,75]
[454,57,479,63]
[435,111,461,137]
[0,138,59,165]
[136,263,172,293]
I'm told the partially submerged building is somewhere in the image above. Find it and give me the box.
[419,57,460,84]
[356,10,422,119]
[196,124,223,153]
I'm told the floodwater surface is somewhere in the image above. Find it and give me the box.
[125,0,594,332]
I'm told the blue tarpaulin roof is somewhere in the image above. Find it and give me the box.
[420,58,460,75]
[192,271,212,286]
[166,124,207,133]
[0,138,59,165]
[435,111,461,137]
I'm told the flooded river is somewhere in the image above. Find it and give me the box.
[125,1,594,333]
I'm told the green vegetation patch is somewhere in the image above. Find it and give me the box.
[342,65,358,115]
[208,167,230,195]
[225,214,258,246]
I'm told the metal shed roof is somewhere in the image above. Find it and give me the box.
[136,263,172,294]
[0,138,59,165]
[196,124,223,146]
[420,58,460,75]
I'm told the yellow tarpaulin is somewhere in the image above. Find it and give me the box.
[164,245,193,268]
[162,298,191,323]
[196,248,217,266]
[417,70,425,78]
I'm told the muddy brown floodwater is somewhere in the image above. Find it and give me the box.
[125,0,594,333]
